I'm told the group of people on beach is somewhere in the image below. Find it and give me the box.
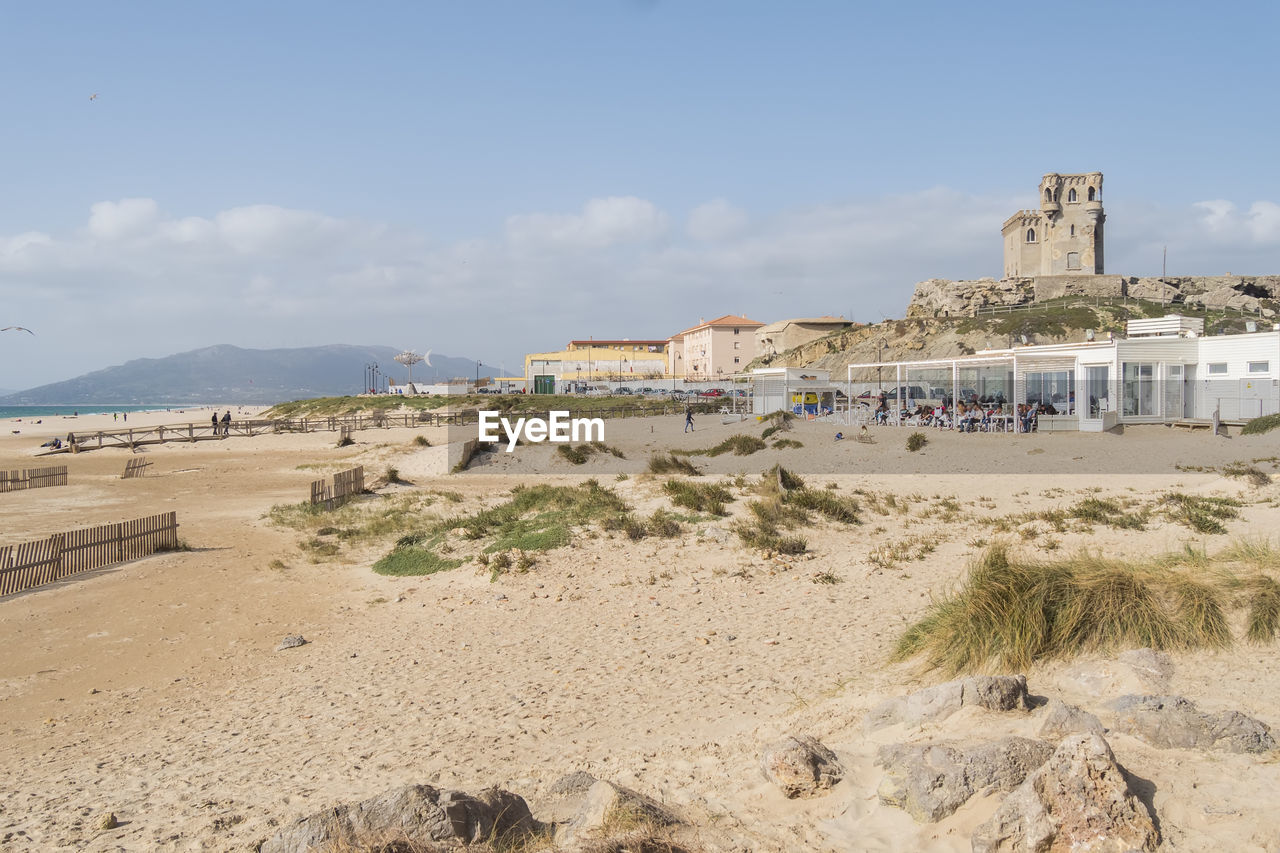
[211,411,232,436]
[870,390,1062,433]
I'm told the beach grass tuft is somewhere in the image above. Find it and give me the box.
[894,541,1279,674]
[663,479,733,515]
[648,453,700,476]
[1242,413,1280,435]
[906,431,928,452]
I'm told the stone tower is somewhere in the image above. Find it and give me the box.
[1001,172,1104,278]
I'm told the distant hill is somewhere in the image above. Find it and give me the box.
[0,345,503,405]
[0,388,14,397]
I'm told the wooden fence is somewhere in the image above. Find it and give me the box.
[0,465,68,493]
[310,465,365,511]
[0,512,179,597]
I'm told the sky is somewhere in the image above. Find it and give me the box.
[2,0,1279,390]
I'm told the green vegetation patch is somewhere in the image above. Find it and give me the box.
[1069,497,1148,530]
[772,438,804,449]
[893,541,1280,675]
[733,465,860,554]
[376,481,629,576]
[673,434,768,457]
[648,453,700,475]
[664,479,734,515]
[1242,414,1280,436]
[557,441,627,464]
[1159,492,1242,535]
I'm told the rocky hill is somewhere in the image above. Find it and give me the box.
[757,286,1277,378]
[0,344,502,405]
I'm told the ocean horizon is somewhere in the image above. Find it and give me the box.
[0,404,218,420]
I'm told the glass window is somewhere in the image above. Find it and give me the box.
[1026,228,1036,243]
[1067,188,1077,202]
[1249,361,1269,373]
[1085,366,1109,418]
[1025,370,1075,415]
[1123,363,1155,416]
[1207,363,1228,375]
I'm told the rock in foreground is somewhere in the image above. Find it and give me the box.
[261,784,537,853]
[876,737,1052,822]
[761,734,845,798]
[972,733,1158,853]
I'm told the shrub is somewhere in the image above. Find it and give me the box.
[1069,497,1147,530]
[772,438,804,449]
[413,435,431,447]
[336,435,354,447]
[906,431,927,452]
[1221,462,1272,486]
[557,444,590,465]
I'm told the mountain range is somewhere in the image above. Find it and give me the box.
[0,345,503,405]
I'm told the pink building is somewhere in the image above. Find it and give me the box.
[667,315,765,380]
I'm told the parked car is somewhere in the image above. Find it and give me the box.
[698,389,725,397]
[615,387,635,395]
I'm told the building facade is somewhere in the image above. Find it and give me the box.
[1002,172,1105,278]
[524,339,668,393]
[667,315,764,380]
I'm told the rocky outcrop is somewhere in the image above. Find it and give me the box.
[908,274,1280,320]
[971,733,1158,853]
[260,784,538,853]
[876,737,1053,822]
[1038,699,1106,741]
[906,278,1034,319]
[555,780,680,847]
[866,675,1032,730]
[761,735,845,798]
[1106,695,1275,754]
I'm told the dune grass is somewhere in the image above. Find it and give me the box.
[894,540,1280,674]
[1158,492,1242,534]
[1242,413,1280,435]
[557,442,627,464]
[648,453,700,475]
[672,434,768,457]
[771,438,804,449]
[663,480,734,515]
[906,431,927,452]
[377,481,629,575]
[733,466,860,554]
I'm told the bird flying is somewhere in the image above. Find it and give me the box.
[89,93,99,101]
[2,326,34,335]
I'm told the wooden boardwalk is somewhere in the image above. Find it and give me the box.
[34,404,716,456]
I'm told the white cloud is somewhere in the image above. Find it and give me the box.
[2,190,1279,390]
[686,199,748,242]
[1194,200,1280,244]
[88,198,158,241]
[506,196,669,249]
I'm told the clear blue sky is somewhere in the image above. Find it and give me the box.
[2,1,1278,390]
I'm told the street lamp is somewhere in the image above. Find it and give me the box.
[395,351,424,388]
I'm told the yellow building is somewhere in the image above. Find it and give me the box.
[525,339,668,393]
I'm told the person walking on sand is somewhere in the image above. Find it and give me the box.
[684,405,694,433]
[211,412,219,435]
[220,410,231,436]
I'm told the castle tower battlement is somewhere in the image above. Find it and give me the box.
[1002,172,1104,278]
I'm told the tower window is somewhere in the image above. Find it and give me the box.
[1026,228,1036,243]
[1067,251,1081,270]
[1088,186,1096,202]
[1045,189,1052,201]
[1070,224,1075,236]
[1067,188,1077,202]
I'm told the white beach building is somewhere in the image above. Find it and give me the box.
[841,316,1279,431]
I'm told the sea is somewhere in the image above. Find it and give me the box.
[0,404,205,421]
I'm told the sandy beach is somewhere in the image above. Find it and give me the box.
[2,409,1279,851]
